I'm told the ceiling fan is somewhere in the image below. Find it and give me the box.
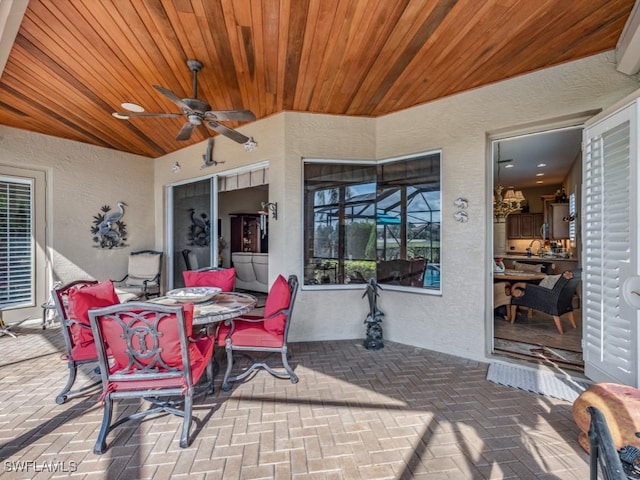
[112,59,256,145]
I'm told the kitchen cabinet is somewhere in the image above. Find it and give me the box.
[506,213,544,239]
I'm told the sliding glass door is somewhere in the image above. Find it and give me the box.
[168,178,218,289]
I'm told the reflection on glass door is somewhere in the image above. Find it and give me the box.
[172,179,212,288]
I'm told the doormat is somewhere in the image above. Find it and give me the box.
[494,337,584,370]
[486,362,591,402]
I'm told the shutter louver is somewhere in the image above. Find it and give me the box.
[0,178,33,308]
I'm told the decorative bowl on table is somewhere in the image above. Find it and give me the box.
[166,287,222,303]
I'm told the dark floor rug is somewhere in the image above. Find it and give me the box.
[494,337,584,370]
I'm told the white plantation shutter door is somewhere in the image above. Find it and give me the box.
[0,177,34,308]
[583,103,639,387]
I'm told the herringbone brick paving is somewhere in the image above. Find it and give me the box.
[0,322,589,479]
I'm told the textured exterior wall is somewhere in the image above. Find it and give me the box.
[374,51,638,360]
[0,127,154,299]
[151,51,638,363]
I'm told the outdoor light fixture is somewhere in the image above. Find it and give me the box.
[244,137,257,152]
[121,102,144,112]
[260,201,277,220]
[172,161,181,173]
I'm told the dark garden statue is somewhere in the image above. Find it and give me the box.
[363,278,384,350]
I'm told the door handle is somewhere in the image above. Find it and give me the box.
[622,277,640,308]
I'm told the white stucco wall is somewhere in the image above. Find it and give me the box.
[370,52,638,360]
[0,127,154,311]
[157,51,638,363]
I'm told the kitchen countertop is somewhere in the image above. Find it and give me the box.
[501,254,578,261]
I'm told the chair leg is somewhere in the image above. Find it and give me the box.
[281,347,298,384]
[509,305,517,324]
[56,363,78,404]
[222,344,235,392]
[205,356,215,395]
[552,315,564,334]
[93,395,113,454]
[567,311,577,329]
[179,395,193,449]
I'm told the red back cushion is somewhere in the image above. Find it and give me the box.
[263,275,291,335]
[67,280,120,348]
[103,303,203,372]
[183,268,236,292]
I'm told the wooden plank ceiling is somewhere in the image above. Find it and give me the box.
[0,0,634,158]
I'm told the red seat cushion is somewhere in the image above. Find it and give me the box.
[183,268,236,292]
[107,335,214,393]
[70,342,98,361]
[104,303,204,373]
[262,275,291,335]
[217,319,283,348]
[67,280,120,349]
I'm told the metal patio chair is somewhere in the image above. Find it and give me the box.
[218,274,299,391]
[88,302,215,453]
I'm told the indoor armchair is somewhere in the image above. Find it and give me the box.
[509,269,581,334]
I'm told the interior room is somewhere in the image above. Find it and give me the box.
[492,128,583,371]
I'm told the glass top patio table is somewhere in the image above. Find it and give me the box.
[149,291,258,325]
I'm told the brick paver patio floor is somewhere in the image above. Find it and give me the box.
[0,321,589,479]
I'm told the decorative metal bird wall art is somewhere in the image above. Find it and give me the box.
[91,202,128,249]
[188,208,210,246]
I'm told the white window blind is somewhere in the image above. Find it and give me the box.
[0,177,33,307]
[583,120,634,384]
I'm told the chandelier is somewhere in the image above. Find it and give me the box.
[493,143,525,221]
[493,185,525,221]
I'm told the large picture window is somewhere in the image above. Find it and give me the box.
[303,152,441,290]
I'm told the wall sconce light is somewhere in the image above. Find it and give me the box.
[244,137,258,152]
[260,201,277,220]
[172,161,181,173]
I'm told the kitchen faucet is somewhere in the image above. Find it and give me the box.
[528,239,544,256]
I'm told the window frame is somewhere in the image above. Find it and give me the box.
[302,150,442,294]
[0,165,46,316]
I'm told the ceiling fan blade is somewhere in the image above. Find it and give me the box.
[204,110,256,122]
[176,122,196,141]
[113,111,183,118]
[153,85,193,113]
[206,121,250,144]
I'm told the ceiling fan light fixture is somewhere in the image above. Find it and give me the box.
[188,114,203,125]
[121,102,144,112]
[244,137,257,152]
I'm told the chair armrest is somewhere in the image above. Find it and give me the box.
[512,284,555,307]
[64,318,92,329]
[236,308,289,323]
[223,308,290,338]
